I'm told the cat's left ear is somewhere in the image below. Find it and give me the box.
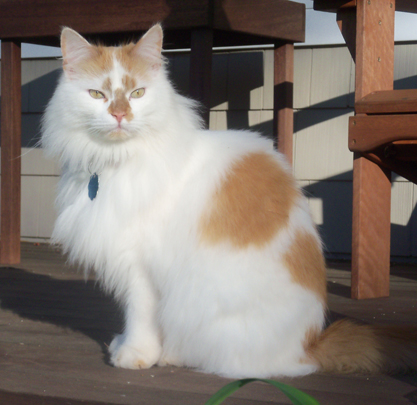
[133,24,163,72]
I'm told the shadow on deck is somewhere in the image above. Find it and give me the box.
[0,243,416,405]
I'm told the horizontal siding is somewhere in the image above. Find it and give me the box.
[391,181,416,257]
[304,180,353,254]
[294,109,354,181]
[394,43,417,90]
[310,47,354,108]
[294,48,312,109]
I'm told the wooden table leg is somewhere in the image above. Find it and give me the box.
[189,28,213,129]
[350,0,395,298]
[1,40,22,264]
[273,42,294,165]
[352,154,391,298]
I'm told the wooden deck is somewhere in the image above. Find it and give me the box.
[1,243,416,405]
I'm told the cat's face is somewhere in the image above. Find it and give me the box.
[60,25,165,143]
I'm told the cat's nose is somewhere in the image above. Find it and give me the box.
[112,112,126,123]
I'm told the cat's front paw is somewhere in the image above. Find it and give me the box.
[109,334,161,370]
[157,352,183,368]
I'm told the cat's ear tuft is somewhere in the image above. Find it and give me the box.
[133,24,164,71]
[61,28,94,78]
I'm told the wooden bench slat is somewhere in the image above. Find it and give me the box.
[348,114,417,152]
[355,89,417,114]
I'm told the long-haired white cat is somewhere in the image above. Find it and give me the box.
[41,24,417,378]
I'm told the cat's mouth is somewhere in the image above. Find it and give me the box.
[107,128,130,141]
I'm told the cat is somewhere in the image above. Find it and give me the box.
[41,24,417,378]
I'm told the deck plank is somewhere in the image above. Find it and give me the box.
[1,243,416,404]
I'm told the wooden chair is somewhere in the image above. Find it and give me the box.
[0,0,305,264]
[314,0,417,299]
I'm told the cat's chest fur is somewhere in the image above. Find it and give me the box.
[53,139,219,279]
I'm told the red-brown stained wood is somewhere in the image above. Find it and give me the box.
[389,141,417,161]
[350,0,395,299]
[213,0,305,43]
[0,0,305,45]
[0,0,205,38]
[1,41,22,264]
[355,89,417,114]
[349,114,417,152]
[337,8,357,60]
[315,0,417,13]
[352,154,391,299]
[274,43,294,165]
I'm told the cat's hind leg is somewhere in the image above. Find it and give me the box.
[108,272,162,369]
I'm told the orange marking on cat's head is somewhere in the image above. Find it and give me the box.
[81,46,114,77]
[199,152,298,248]
[283,230,327,304]
[115,45,152,79]
[107,88,133,122]
[122,74,137,92]
[102,77,112,95]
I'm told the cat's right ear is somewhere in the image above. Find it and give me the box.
[61,28,93,79]
[132,24,164,73]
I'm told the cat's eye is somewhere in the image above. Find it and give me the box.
[89,89,105,99]
[130,88,145,99]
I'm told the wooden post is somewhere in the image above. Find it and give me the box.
[337,8,356,61]
[1,40,22,264]
[350,0,395,298]
[274,42,294,165]
[189,28,213,129]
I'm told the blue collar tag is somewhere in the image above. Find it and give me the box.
[88,173,99,200]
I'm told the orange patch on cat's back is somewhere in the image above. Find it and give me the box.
[200,152,299,248]
[283,230,327,304]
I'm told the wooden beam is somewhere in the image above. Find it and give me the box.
[0,0,210,38]
[189,28,213,128]
[355,89,417,114]
[273,43,294,165]
[213,0,305,43]
[349,114,417,152]
[0,0,306,45]
[337,7,357,60]
[351,0,395,299]
[1,40,22,264]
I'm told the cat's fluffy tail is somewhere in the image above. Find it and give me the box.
[306,319,417,374]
